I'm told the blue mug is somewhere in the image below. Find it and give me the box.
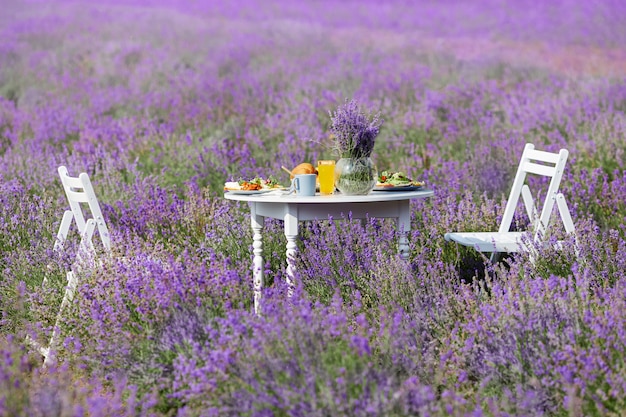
[292,174,316,196]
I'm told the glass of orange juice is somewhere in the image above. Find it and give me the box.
[317,160,336,195]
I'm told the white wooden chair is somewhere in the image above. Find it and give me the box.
[444,143,575,259]
[55,166,111,256]
[34,166,111,366]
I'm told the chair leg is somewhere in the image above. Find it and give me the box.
[521,185,538,228]
[556,193,581,259]
[24,335,50,362]
[53,211,74,253]
[489,252,501,264]
[44,211,75,287]
[76,219,97,267]
[556,193,575,234]
[43,270,78,367]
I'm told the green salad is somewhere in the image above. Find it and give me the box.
[378,171,413,186]
[237,176,281,188]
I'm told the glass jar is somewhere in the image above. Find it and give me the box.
[334,157,378,195]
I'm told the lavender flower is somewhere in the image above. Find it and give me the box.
[1,1,626,415]
[329,99,383,159]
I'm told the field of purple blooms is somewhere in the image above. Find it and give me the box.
[1,0,626,415]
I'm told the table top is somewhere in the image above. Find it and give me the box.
[223,188,434,204]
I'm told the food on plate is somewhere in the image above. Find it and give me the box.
[290,162,317,179]
[240,181,262,191]
[224,176,283,191]
[377,171,424,187]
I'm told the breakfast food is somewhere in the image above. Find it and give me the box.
[377,171,424,187]
[224,176,283,191]
[290,162,317,179]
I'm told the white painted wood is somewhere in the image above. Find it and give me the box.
[556,193,575,234]
[521,185,536,228]
[225,190,432,204]
[224,189,434,314]
[522,161,557,177]
[53,211,73,252]
[39,166,112,366]
[56,166,111,253]
[525,148,561,163]
[284,204,298,297]
[445,143,576,257]
[445,231,528,252]
[397,201,411,260]
[250,204,264,316]
[42,270,77,367]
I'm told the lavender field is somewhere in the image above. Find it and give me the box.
[1,0,626,415]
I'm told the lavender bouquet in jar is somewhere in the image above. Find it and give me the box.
[329,99,383,195]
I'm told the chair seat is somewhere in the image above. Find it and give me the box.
[444,231,528,253]
[443,144,576,261]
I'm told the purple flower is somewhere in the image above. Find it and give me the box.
[329,98,383,158]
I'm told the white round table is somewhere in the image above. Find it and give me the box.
[224,189,434,314]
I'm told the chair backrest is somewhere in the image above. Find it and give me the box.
[499,143,569,239]
[55,166,111,253]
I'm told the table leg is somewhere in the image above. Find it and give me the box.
[250,203,264,315]
[397,201,411,260]
[284,205,298,297]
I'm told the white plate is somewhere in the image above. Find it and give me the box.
[373,185,423,192]
[224,188,286,195]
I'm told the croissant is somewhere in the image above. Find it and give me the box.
[290,163,317,179]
